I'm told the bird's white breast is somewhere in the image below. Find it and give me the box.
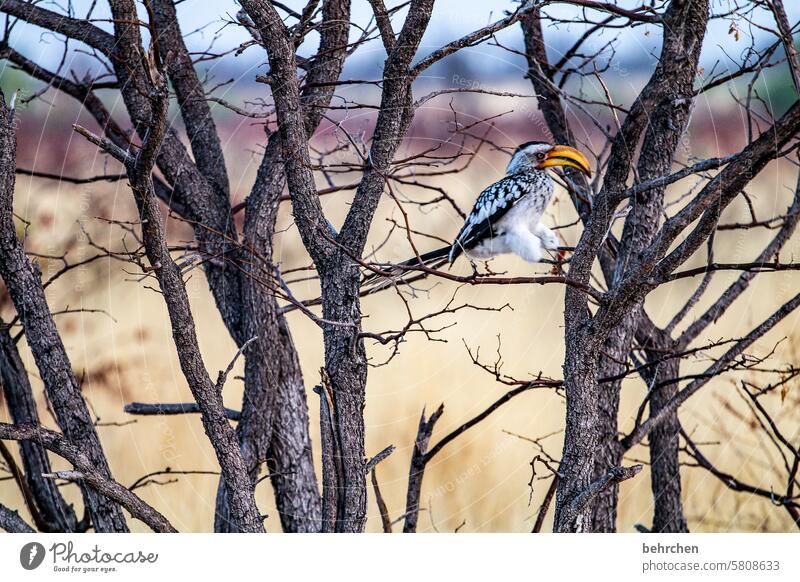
[495,173,553,234]
[465,171,554,261]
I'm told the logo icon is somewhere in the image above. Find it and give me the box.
[19,542,46,570]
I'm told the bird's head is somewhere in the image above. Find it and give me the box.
[507,141,592,177]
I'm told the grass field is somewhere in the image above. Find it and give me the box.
[1,91,799,533]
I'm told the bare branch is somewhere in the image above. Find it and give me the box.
[0,502,35,533]
[124,402,242,421]
[0,423,176,533]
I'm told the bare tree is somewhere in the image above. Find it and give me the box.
[0,88,129,532]
[1,0,799,534]
[0,0,543,533]
[365,0,800,532]
[511,0,800,532]
[681,370,800,529]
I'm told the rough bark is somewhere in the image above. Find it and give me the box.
[0,323,79,532]
[320,0,433,532]
[215,0,352,533]
[0,92,128,533]
[0,502,35,533]
[317,258,370,531]
[0,423,175,532]
[317,380,339,533]
[590,0,709,531]
[643,336,687,532]
[553,330,602,532]
[240,0,434,531]
[552,0,709,532]
[521,8,635,532]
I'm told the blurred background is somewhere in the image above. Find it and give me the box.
[1,0,799,532]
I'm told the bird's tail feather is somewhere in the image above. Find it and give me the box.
[362,245,452,291]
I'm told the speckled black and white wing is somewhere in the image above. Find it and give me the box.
[448,174,537,263]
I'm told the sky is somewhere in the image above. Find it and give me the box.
[5,1,799,79]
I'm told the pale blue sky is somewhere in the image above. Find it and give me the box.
[4,1,798,84]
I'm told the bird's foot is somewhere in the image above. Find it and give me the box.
[539,230,560,251]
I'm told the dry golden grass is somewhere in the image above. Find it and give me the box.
[1,107,799,533]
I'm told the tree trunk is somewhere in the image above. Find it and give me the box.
[0,324,79,531]
[319,255,369,532]
[554,328,601,532]
[214,285,321,532]
[587,0,709,531]
[645,338,688,532]
[0,93,128,532]
[215,0,351,532]
[590,324,629,531]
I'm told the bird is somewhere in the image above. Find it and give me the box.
[366,141,591,284]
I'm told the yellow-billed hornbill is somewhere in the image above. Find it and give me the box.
[371,142,591,281]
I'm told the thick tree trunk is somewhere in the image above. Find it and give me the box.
[260,337,321,532]
[522,9,633,532]
[0,324,79,531]
[554,329,601,532]
[590,325,629,531]
[646,344,688,532]
[215,0,350,532]
[0,93,128,532]
[587,0,709,531]
[214,282,321,532]
[319,256,369,532]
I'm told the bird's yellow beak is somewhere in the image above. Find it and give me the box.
[539,144,592,177]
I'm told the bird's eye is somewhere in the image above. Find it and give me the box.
[536,152,546,160]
